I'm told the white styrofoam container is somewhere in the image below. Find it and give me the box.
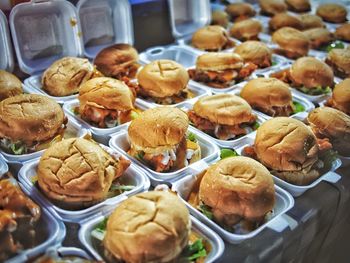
[0,10,14,72]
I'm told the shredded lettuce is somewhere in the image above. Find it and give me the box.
[91,217,108,241]
[188,132,197,142]
[320,41,345,52]
[220,148,239,159]
[271,61,277,66]
[292,101,305,114]
[130,110,141,120]
[199,204,214,220]
[135,151,145,160]
[253,121,260,130]
[320,149,338,171]
[10,142,27,155]
[72,106,79,115]
[298,86,331,95]
[185,239,207,261]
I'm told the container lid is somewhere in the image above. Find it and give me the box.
[76,0,134,59]
[9,0,84,75]
[167,0,211,39]
[0,10,14,72]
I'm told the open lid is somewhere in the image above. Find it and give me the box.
[9,0,84,75]
[167,0,211,39]
[76,0,134,59]
[0,10,14,72]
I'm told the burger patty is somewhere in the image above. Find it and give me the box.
[325,58,350,79]
[137,87,193,105]
[202,37,236,52]
[255,104,294,117]
[273,48,304,59]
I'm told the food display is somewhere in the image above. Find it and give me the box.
[0,70,23,101]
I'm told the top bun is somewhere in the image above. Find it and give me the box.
[269,13,303,32]
[196,52,243,71]
[303,28,334,49]
[290,57,334,88]
[225,3,256,21]
[192,26,230,51]
[331,78,350,115]
[299,14,325,30]
[104,191,190,263]
[259,0,287,16]
[0,70,23,101]
[229,19,263,41]
[234,41,272,67]
[0,94,65,144]
[316,4,347,23]
[94,43,139,79]
[128,107,189,152]
[137,60,189,98]
[335,24,350,42]
[285,0,311,12]
[193,94,254,126]
[42,57,95,97]
[327,48,350,78]
[211,10,229,27]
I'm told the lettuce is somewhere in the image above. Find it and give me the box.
[199,204,214,220]
[292,101,305,114]
[298,86,331,95]
[188,132,197,142]
[220,148,239,159]
[91,217,108,241]
[320,41,345,52]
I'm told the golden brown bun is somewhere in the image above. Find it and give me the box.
[94,43,139,79]
[316,4,347,23]
[78,77,135,113]
[331,79,350,114]
[229,19,263,41]
[234,41,272,67]
[128,107,189,151]
[0,94,64,144]
[225,3,256,21]
[269,13,303,32]
[0,70,23,101]
[104,191,190,263]
[42,57,95,96]
[308,107,350,156]
[255,117,319,172]
[285,0,311,12]
[272,27,310,57]
[327,48,350,78]
[259,0,287,16]
[38,138,130,209]
[335,24,350,42]
[303,28,334,49]
[191,26,229,51]
[193,94,254,126]
[211,10,229,27]
[241,78,292,110]
[290,57,334,88]
[196,52,243,71]
[137,60,189,98]
[299,14,325,30]
[199,156,275,225]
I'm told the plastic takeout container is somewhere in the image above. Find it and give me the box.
[18,146,150,223]
[172,166,295,244]
[0,10,14,72]
[0,154,9,177]
[76,0,134,59]
[27,246,93,262]
[109,125,220,185]
[78,203,225,263]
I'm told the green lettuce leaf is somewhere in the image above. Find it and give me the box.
[298,86,331,96]
[220,148,239,159]
[320,41,345,52]
[188,132,197,142]
[292,101,305,114]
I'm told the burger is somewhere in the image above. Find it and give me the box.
[259,0,287,16]
[37,137,131,209]
[103,191,191,263]
[78,77,139,128]
[285,0,311,13]
[316,3,347,24]
[307,107,350,156]
[137,59,192,105]
[303,28,334,50]
[243,117,334,185]
[225,3,256,22]
[240,78,295,117]
[269,13,303,32]
[191,25,235,51]
[271,57,334,95]
[234,41,273,68]
[211,10,229,27]
[326,78,350,115]
[272,27,310,59]
[128,107,201,172]
[0,94,67,155]
[299,14,325,30]
[0,70,23,101]
[229,19,263,41]
[188,53,257,89]
[188,94,258,140]
[326,48,350,78]
[42,57,101,97]
[198,156,275,230]
[94,43,140,80]
[335,23,350,42]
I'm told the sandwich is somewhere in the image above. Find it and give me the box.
[0,94,67,155]
[285,0,311,12]
[211,10,229,27]
[188,53,257,89]
[188,94,258,140]
[269,13,303,32]
[37,137,131,209]
[303,28,334,50]
[198,156,275,230]
[271,27,310,59]
[335,24,350,42]
[191,25,235,51]
[225,2,256,22]
[78,77,139,128]
[243,117,334,185]
[0,70,23,101]
[271,57,334,95]
[137,59,192,105]
[325,78,350,115]
[326,47,350,78]
[240,78,296,117]
[299,14,325,30]
[229,19,263,41]
[94,43,140,80]
[259,0,287,16]
[234,41,273,68]
[316,3,347,24]
[128,107,201,172]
